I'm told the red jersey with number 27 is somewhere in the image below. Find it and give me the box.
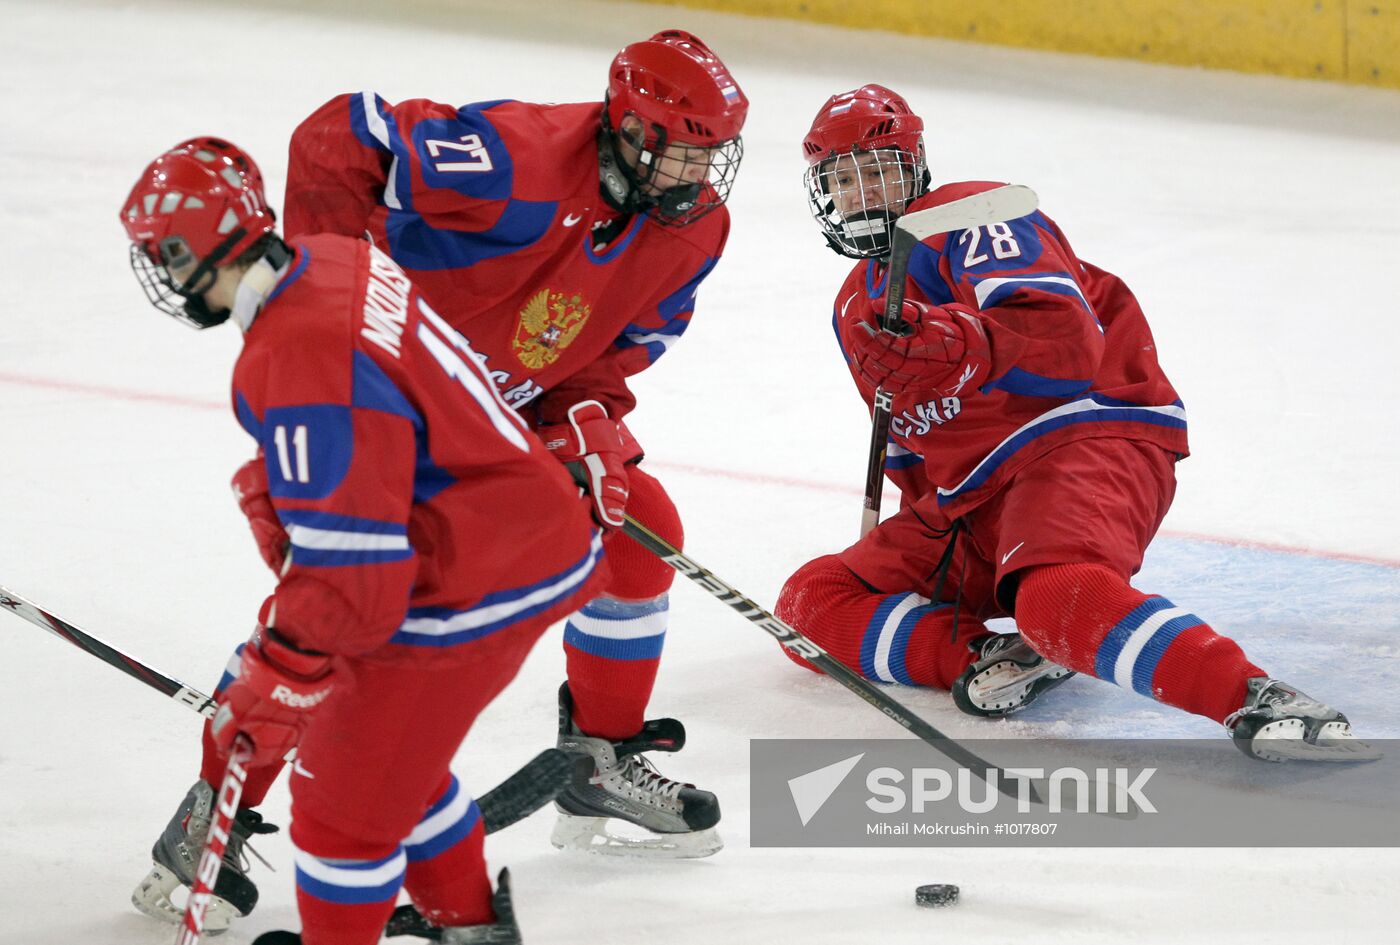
[283,93,728,425]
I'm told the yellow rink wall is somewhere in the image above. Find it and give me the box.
[630,0,1400,89]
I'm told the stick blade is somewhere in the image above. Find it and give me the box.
[479,748,575,834]
[896,184,1039,241]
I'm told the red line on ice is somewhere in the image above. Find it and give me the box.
[4,370,1396,569]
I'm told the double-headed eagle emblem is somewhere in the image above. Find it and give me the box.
[512,288,591,370]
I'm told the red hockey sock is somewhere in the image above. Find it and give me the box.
[199,722,284,807]
[403,774,493,927]
[563,594,667,739]
[563,472,681,740]
[290,814,403,945]
[1015,563,1263,723]
[774,555,991,690]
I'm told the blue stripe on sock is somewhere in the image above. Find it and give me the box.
[859,595,907,681]
[889,602,948,686]
[1129,611,1206,697]
[1094,596,1174,681]
[562,624,666,660]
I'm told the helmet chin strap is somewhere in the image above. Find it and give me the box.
[596,123,702,220]
[177,234,293,331]
[169,227,247,328]
[597,126,638,213]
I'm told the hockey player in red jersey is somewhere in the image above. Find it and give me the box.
[774,85,1371,762]
[269,29,745,857]
[121,138,607,944]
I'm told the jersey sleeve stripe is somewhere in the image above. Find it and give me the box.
[286,524,408,552]
[984,365,1093,399]
[972,273,1100,327]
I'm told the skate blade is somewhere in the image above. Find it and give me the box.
[550,814,723,859]
[1249,735,1384,763]
[969,665,1074,714]
[131,863,238,934]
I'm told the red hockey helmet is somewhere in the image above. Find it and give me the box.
[120,139,275,328]
[607,30,747,146]
[170,136,272,215]
[600,30,747,225]
[801,85,928,258]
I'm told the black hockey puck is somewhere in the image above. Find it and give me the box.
[915,884,959,907]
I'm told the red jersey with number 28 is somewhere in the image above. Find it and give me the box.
[832,181,1189,518]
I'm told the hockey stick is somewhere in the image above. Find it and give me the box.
[859,184,1040,537]
[176,737,252,945]
[619,515,1045,806]
[0,585,569,833]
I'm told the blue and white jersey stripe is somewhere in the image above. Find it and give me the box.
[972,272,1100,328]
[404,776,482,862]
[859,592,945,685]
[562,594,668,661]
[294,844,406,905]
[280,509,413,568]
[391,532,604,647]
[352,91,405,211]
[618,320,687,362]
[1093,596,1205,697]
[214,643,247,695]
[936,393,1187,507]
[885,440,923,471]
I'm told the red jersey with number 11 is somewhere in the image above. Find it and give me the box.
[232,233,604,663]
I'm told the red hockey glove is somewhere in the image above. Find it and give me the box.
[537,400,630,530]
[231,456,288,575]
[850,300,992,397]
[211,626,335,768]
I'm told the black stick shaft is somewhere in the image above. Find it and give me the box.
[0,583,563,831]
[861,225,919,538]
[619,516,1041,804]
[0,584,217,718]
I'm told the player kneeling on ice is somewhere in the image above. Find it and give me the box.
[772,85,1373,763]
[121,138,609,944]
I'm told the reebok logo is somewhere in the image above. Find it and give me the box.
[788,753,865,826]
[270,683,332,710]
[946,363,979,396]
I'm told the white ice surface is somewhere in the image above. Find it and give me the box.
[2,1,1399,943]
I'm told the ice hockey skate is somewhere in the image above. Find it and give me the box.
[951,632,1075,718]
[551,682,722,858]
[377,868,522,944]
[1225,677,1381,762]
[252,868,523,944]
[131,779,277,932]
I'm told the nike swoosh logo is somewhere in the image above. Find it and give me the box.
[292,757,316,780]
[562,212,584,227]
[1001,541,1026,565]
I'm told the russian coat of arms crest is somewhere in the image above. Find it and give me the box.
[512,288,591,370]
